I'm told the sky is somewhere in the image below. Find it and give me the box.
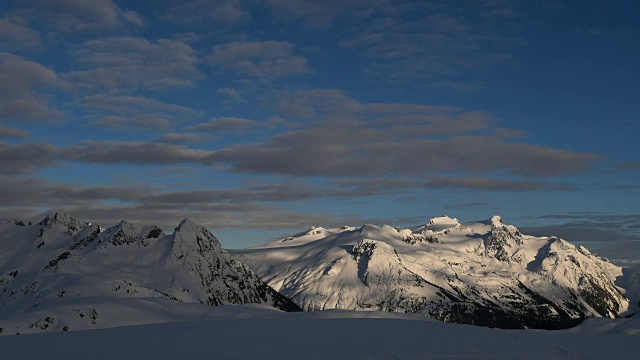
[0,0,639,263]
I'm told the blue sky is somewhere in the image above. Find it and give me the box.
[0,0,639,263]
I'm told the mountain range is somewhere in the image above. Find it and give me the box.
[233,215,637,329]
[0,212,299,335]
[0,212,638,334]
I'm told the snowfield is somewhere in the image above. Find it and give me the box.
[0,305,636,360]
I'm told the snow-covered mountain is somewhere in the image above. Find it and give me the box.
[232,215,633,329]
[0,213,300,335]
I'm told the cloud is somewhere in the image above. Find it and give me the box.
[208,41,311,78]
[9,0,143,34]
[0,52,65,122]
[217,87,247,104]
[60,141,213,164]
[66,37,204,92]
[0,176,344,231]
[0,125,29,140]
[264,0,337,28]
[271,89,491,135]
[185,117,265,133]
[339,9,520,81]
[153,133,209,144]
[330,178,420,196]
[81,95,202,130]
[424,176,579,192]
[605,185,640,190]
[206,122,600,178]
[47,203,341,232]
[0,177,155,206]
[0,174,419,230]
[615,162,640,171]
[0,18,41,51]
[161,0,251,27]
[139,185,318,206]
[263,0,524,82]
[192,89,597,178]
[0,142,58,174]
[261,1,524,82]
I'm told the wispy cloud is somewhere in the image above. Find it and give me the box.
[8,0,143,34]
[160,0,251,27]
[0,52,65,122]
[0,142,58,174]
[60,141,213,164]
[0,125,29,140]
[81,95,202,131]
[185,117,266,134]
[270,89,491,135]
[153,133,209,145]
[0,18,41,51]
[66,37,204,92]
[424,176,579,192]
[206,115,599,178]
[263,0,524,82]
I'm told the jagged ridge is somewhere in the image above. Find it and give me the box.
[0,213,300,335]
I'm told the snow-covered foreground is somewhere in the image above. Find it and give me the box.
[0,305,636,360]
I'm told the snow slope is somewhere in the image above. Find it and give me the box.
[0,213,299,335]
[0,305,636,360]
[616,264,640,306]
[233,215,632,329]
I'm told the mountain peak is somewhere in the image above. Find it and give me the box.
[0,217,301,334]
[234,213,631,329]
[427,215,459,226]
[39,212,77,226]
[490,215,504,228]
[38,212,81,235]
[174,218,200,233]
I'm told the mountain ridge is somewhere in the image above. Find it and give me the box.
[232,215,634,329]
[0,212,300,335]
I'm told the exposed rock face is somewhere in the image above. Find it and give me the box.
[0,213,300,334]
[233,215,632,329]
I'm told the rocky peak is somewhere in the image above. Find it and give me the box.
[484,216,524,262]
[170,219,222,262]
[38,212,81,234]
[490,215,504,228]
[98,221,163,247]
[352,238,378,260]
